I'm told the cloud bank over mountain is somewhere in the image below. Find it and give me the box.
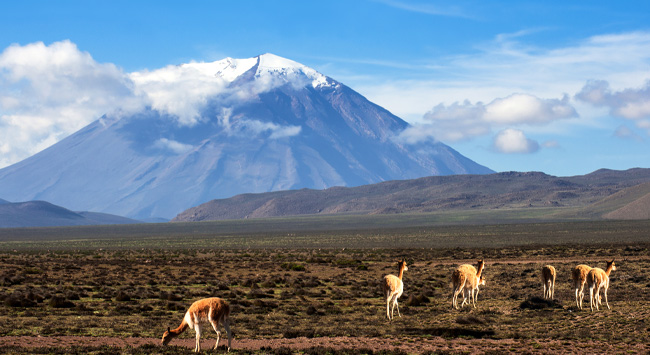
[0,42,314,168]
[0,41,138,167]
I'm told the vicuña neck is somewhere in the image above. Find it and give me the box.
[476,261,485,278]
[172,320,189,335]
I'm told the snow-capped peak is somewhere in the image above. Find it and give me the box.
[195,53,333,89]
[257,53,303,70]
[254,53,333,89]
[146,53,335,90]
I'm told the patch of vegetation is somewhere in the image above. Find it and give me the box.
[280,262,306,271]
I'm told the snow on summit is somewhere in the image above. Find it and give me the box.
[176,53,330,86]
[129,53,334,126]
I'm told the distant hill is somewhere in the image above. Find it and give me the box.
[172,168,650,222]
[0,200,141,228]
[601,182,650,220]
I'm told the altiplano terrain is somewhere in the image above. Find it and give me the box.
[0,220,648,354]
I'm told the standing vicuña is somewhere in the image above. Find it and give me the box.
[162,297,232,352]
[588,259,616,312]
[452,259,485,309]
[541,265,556,299]
[381,260,408,321]
[572,264,592,309]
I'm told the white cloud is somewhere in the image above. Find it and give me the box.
[217,107,301,139]
[396,93,576,145]
[492,129,539,154]
[247,120,302,139]
[0,40,141,168]
[483,94,576,124]
[576,80,650,134]
[153,138,195,154]
[130,64,229,126]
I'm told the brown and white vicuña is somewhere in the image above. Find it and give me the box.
[452,259,485,309]
[541,265,556,299]
[162,297,232,352]
[587,259,616,312]
[381,260,408,321]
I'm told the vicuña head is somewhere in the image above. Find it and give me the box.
[161,327,174,346]
[607,258,616,272]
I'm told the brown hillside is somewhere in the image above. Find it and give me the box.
[603,183,650,220]
[172,168,650,222]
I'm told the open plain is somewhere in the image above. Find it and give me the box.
[0,218,648,354]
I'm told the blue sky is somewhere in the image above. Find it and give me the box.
[1,0,650,176]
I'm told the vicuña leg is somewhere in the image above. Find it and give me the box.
[590,286,598,312]
[385,291,392,320]
[210,320,221,350]
[223,318,232,351]
[578,282,586,309]
[393,297,401,317]
[194,324,202,352]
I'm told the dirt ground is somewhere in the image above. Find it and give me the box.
[0,335,648,354]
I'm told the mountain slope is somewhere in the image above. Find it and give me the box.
[0,54,492,220]
[172,168,650,221]
[0,200,140,228]
[601,182,650,220]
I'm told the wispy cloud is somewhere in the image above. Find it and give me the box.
[613,125,644,141]
[217,107,301,139]
[374,0,474,19]
[153,138,195,154]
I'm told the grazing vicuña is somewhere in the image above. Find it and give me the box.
[381,260,408,321]
[571,264,592,309]
[541,265,556,299]
[452,259,485,309]
[162,297,232,352]
[588,259,616,312]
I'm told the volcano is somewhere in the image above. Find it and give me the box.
[0,53,492,219]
